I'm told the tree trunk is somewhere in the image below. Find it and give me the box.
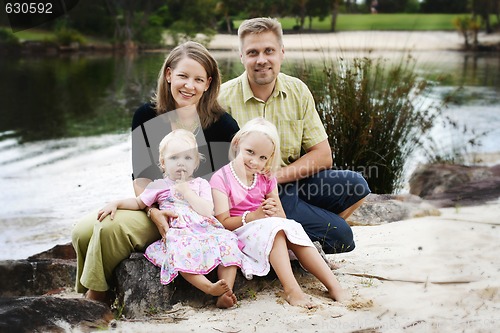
[330,0,339,32]
[225,12,232,34]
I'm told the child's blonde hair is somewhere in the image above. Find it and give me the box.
[158,129,204,174]
[229,117,281,174]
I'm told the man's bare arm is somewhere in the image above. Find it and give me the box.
[275,139,333,184]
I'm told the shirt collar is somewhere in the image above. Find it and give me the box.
[241,72,287,103]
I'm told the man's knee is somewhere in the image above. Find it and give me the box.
[322,223,355,254]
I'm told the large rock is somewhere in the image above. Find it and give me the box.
[346,193,440,226]
[113,252,174,318]
[409,164,500,207]
[114,252,308,318]
[0,244,76,297]
[0,296,113,333]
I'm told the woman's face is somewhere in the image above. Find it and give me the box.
[166,57,212,110]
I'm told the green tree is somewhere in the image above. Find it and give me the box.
[65,0,115,38]
[470,0,498,33]
[216,0,240,33]
[102,0,167,48]
[306,0,330,30]
[166,0,219,45]
[244,0,290,17]
[330,0,341,31]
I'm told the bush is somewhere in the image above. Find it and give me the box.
[0,27,19,45]
[167,21,215,47]
[54,28,86,46]
[291,55,446,193]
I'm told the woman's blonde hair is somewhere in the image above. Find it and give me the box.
[153,41,225,128]
[158,129,204,174]
[229,117,281,174]
[238,17,283,52]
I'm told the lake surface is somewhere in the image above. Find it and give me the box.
[1,50,499,260]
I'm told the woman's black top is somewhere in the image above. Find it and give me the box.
[131,103,239,181]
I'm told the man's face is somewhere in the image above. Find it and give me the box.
[240,31,284,88]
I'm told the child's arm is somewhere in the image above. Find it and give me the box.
[212,188,270,230]
[175,178,214,217]
[97,197,147,222]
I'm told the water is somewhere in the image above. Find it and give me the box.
[0,50,499,260]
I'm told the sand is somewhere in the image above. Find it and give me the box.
[89,201,500,333]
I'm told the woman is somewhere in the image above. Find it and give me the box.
[71,41,239,304]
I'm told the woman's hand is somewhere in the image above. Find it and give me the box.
[149,208,178,238]
[97,203,118,221]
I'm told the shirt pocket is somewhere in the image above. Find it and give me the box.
[277,120,304,164]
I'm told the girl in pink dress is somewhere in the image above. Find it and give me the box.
[98,129,243,308]
[210,118,348,309]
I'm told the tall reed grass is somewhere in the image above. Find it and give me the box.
[292,54,448,193]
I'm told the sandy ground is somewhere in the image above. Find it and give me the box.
[82,201,500,333]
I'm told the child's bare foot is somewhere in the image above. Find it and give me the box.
[216,290,237,309]
[328,288,349,303]
[206,279,230,297]
[285,289,317,309]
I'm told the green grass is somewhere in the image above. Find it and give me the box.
[12,28,55,41]
[2,26,108,45]
[236,14,499,32]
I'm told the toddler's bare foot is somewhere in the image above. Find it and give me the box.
[285,289,317,309]
[216,290,237,309]
[207,279,230,297]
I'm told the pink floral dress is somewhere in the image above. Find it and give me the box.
[142,177,243,285]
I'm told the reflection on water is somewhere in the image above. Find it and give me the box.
[0,51,499,259]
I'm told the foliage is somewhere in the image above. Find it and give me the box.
[54,27,86,46]
[62,0,115,38]
[0,27,19,45]
[168,21,216,47]
[164,0,218,46]
[290,55,446,193]
[420,0,469,13]
[453,15,481,50]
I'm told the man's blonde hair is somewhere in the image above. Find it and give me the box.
[237,17,283,52]
[229,117,281,175]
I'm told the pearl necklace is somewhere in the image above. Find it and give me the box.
[229,162,257,190]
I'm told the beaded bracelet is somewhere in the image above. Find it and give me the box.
[242,211,250,226]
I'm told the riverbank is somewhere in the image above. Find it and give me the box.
[209,31,500,52]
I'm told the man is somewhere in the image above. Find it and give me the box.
[218,17,370,254]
